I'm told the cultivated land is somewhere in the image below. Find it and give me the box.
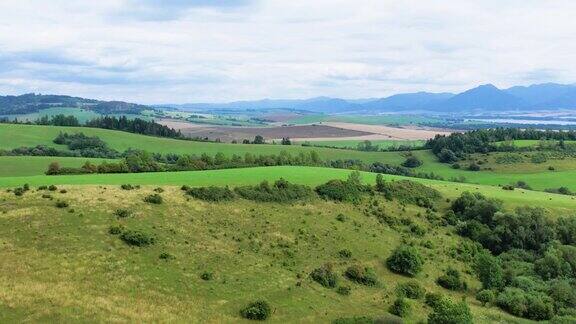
[295,139,426,149]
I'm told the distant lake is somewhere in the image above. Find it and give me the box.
[466,118,576,126]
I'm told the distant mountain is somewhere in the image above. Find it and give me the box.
[504,83,576,106]
[0,93,148,115]
[361,92,454,111]
[430,84,527,112]
[536,87,576,108]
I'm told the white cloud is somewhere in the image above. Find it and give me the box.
[0,0,574,103]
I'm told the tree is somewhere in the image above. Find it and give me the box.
[476,290,495,306]
[402,155,422,168]
[281,137,292,145]
[438,148,458,163]
[386,245,424,277]
[475,253,504,290]
[253,135,265,144]
[46,161,61,175]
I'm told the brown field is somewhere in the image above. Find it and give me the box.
[157,118,371,141]
[321,122,452,140]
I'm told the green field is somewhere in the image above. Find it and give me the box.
[0,124,404,163]
[2,166,574,212]
[297,139,426,149]
[0,156,116,177]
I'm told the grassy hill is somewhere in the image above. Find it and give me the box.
[0,124,404,164]
[2,166,575,212]
[0,183,534,323]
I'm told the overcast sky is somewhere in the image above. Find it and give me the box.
[0,0,575,103]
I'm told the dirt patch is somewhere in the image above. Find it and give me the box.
[321,122,452,140]
[157,119,373,142]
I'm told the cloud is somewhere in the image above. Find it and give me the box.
[0,0,575,103]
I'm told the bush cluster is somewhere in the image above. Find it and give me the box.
[235,179,312,203]
[436,268,467,291]
[186,186,235,202]
[344,265,379,286]
[386,245,424,277]
[310,263,338,288]
[240,300,271,321]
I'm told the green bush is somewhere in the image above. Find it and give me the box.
[108,224,124,235]
[159,252,175,260]
[187,186,235,202]
[467,163,481,171]
[425,292,444,309]
[240,300,271,321]
[55,201,69,208]
[375,180,440,207]
[200,272,214,281]
[436,268,467,291]
[316,172,368,202]
[336,286,351,296]
[428,297,473,324]
[236,179,312,203]
[388,298,411,317]
[402,155,422,168]
[386,245,424,277]
[338,249,352,259]
[476,289,496,306]
[396,281,425,299]
[120,229,155,246]
[344,265,379,286]
[143,194,163,204]
[114,209,132,218]
[310,263,338,288]
[48,185,57,191]
[496,288,554,320]
[121,184,136,190]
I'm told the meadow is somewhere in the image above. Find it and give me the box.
[297,139,426,149]
[0,107,150,124]
[0,156,116,177]
[0,180,546,323]
[2,166,575,212]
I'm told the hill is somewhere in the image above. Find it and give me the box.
[0,93,149,115]
[431,84,526,112]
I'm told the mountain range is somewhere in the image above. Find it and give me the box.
[164,83,576,114]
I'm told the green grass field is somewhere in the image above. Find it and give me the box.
[2,166,574,212]
[0,124,404,164]
[0,180,545,322]
[0,156,116,177]
[297,139,425,149]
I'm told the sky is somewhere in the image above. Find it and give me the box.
[0,0,575,104]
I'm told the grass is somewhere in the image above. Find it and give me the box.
[0,156,116,177]
[0,124,404,163]
[297,139,425,149]
[1,166,574,212]
[0,182,535,322]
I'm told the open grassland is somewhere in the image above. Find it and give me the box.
[0,124,404,163]
[1,166,574,212]
[0,156,116,177]
[296,139,425,149]
[0,184,535,323]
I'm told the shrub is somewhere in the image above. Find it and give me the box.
[38,185,48,190]
[386,245,424,277]
[496,288,554,320]
[55,201,69,208]
[159,252,174,260]
[59,189,67,194]
[120,229,155,246]
[236,179,313,203]
[144,194,163,204]
[428,298,473,324]
[396,281,425,299]
[114,209,132,218]
[310,264,338,288]
[240,300,271,321]
[338,249,352,259]
[200,272,214,281]
[336,286,351,296]
[438,148,458,163]
[121,184,136,190]
[344,265,379,286]
[467,163,480,171]
[388,298,411,317]
[436,268,467,291]
[476,289,496,306]
[336,213,348,222]
[48,185,57,191]
[316,173,368,202]
[153,187,164,193]
[187,186,235,202]
[425,292,444,309]
[375,180,440,207]
[108,225,124,235]
[475,253,504,290]
[402,155,422,168]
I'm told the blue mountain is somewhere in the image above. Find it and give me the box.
[361,92,453,111]
[430,84,527,111]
